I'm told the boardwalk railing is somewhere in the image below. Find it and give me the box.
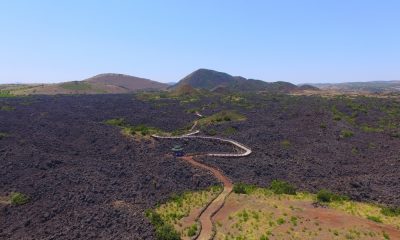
[151,134,252,157]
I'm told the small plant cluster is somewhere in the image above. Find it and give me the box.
[145,209,180,240]
[0,132,8,140]
[340,129,354,138]
[1,105,15,111]
[10,192,30,206]
[186,223,198,237]
[316,189,348,203]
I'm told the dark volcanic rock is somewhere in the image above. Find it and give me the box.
[0,95,217,240]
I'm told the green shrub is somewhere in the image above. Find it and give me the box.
[187,224,197,237]
[10,192,30,206]
[260,235,269,240]
[381,206,400,217]
[276,218,285,225]
[340,129,354,138]
[333,115,342,121]
[145,209,181,240]
[270,180,296,195]
[155,224,180,240]
[367,215,382,223]
[223,116,231,121]
[233,183,256,194]
[383,231,390,240]
[316,189,348,203]
[207,129,217,136]
[280,140,291,148]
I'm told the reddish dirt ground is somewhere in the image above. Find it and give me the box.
[214,195,400,239]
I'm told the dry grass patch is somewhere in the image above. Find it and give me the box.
[154,185,222,238]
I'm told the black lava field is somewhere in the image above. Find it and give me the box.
[1,93,400,239]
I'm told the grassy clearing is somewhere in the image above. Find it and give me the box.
[104,118,166,139]
[153,185,222,238]
[104,118,188,139]
[197,110,246,126]
[135,88,205,105]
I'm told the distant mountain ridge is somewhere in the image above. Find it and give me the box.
[171,69,300,93]
[311,80,400,93]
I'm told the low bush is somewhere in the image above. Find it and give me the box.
[280,140,291,148]
[10,192,30,206]
[145,209,180,240]
[316,189,348,203]
[156,224,180,240]
[367,215,382,223]
[269,180,296,195]
[276,218,285,225]
[187,224,197,237]
[381,206,400,217]
[233,183,256,194]
[340,129,354,138]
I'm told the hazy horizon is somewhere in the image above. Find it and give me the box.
[1,0,399,84]
[2,70,400,86]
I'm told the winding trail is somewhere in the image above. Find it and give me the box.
[152,112,251,240]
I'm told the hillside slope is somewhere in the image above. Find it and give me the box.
[172,69,300,92]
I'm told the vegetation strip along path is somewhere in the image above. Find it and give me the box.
[152,112,251,239]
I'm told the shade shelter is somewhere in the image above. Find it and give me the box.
[171,145,184,157]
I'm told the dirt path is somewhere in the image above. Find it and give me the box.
[181,156,232,240]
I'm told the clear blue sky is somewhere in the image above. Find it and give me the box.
[1,0,399,84]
